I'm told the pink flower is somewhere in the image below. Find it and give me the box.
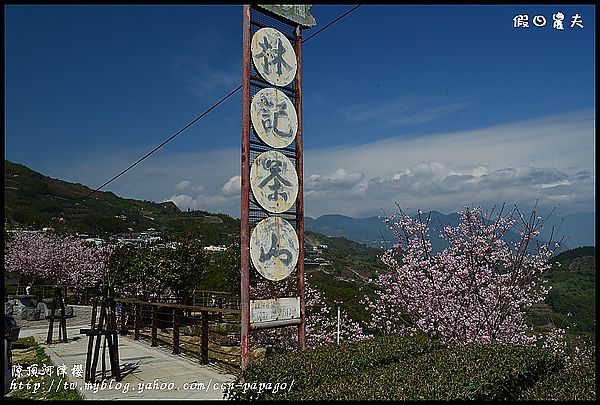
[366,205,558,347]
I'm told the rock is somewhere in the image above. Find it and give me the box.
[14,295,36,309]
[37,302,50,318]
[11,299,26,313]
[220,346,240,354]
[21,307,41,321]
[35,302,74,318]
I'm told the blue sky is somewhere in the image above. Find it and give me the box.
[5,5,596,219]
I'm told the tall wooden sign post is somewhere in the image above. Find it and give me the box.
[240,4,316,370]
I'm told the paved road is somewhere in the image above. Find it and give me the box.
[16,316,236,400]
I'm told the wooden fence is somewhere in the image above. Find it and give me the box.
[114,298,242,368]
[5,284,241,309]
[5,284,97,306]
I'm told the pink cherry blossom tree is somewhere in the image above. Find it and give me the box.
[364,204,562,347]
[5,231,114,289]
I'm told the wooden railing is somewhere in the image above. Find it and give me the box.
[114,298,241,368]
[5,284,98,306]
[5,284,241,310]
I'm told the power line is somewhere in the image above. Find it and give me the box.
[72,85,241,208]
[70,4,362,209]
[304,4,361,43]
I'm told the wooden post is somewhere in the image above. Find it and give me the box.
[294,23,306,352]
[218,298,223,323]
[120,302,127,335]
[85,284,99,382]
[173,309,180,355]
[151,306,157,347]
[201,310,209,365]
[60,290,68,343]
[90,286,108,382]
[134,303,140,340]
[83,283,121,383]
[108,295,121,381]
[101,334,107,381]
[46,287,67,344]
[240,2,252,372]
[46,291,56,344]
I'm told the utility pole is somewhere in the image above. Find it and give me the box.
[334,299,343,345]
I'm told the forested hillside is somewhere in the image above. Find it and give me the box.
[4,160,239,245]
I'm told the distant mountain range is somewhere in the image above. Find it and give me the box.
[306,210,595,252]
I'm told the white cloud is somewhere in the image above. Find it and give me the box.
[303,109,595,217]
[54,109,594,219]
[222,175,241,195]
[364,163,590,214]
[175,180,191,191]
[53,148,240,214]
[341,94,473,127]
[166,192,238,214]
[306,168,364,191]
[168,193,193,208]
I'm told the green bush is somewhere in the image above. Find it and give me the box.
[227,337,569,401]
[227,334,442,400]
[300,344,564,400]
[519,360,596,400]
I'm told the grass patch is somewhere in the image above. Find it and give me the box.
[6,336,84,400]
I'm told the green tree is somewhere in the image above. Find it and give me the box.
[108,237,208,302]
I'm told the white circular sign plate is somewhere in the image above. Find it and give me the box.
[250,150,298,214]
[251,88,297,149]
[251,27,297,87]
[250,216,299,281]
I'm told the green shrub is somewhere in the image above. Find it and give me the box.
[299,344,564,400]
[519,360,596,400]
[226,334,441,400]
[227,337,567,401]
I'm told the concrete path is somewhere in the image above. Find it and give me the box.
[17,321,237,400]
